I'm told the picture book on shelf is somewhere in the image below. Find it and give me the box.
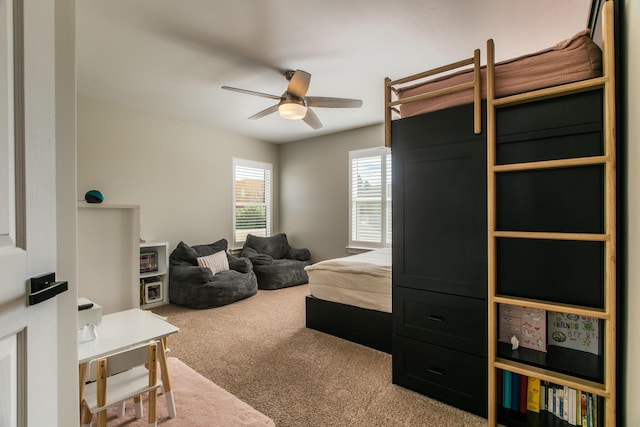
[498,304,546,352]
[547,311,601,355]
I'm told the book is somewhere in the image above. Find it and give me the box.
[519,375,528,414]
[526,376,541,412]
[511,372,520,411]
[499,304,547,352]
[563,385,569,421]
[557,387,564,419]
[548,311,601,355]
[586,393,593,427]
[576,388,582,426]
[581,391,588,427]
[503,370,512,409]
[568,387,577,425]
[497,369,503,407]
[540,381,547,411]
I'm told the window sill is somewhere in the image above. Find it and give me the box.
[345,246,375,254]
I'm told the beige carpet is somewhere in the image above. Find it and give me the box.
[152,285,486,427]
[99,357,275,426]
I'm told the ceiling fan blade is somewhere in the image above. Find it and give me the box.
[302,108,323,129]
[221,86,281,100]
[248,104,280,120]
[306,97,363,108]
[287,70,311,99]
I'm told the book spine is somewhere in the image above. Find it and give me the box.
[568,387,576,425]
[563,385,569,421]
[503,370,512,409]
[497,369,503,408]
[540,381,547,412]
[527,377,541,413]
[519,374,528,414]
[511,372,520,412]
[581,391,588,427]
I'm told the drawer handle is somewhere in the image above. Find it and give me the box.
[427,315,444,322]
[427,367,444,376]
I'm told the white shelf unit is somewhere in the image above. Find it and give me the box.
[139,242,169,309]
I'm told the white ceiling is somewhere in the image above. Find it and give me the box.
[77,0,592,144]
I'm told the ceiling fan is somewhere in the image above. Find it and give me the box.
[222,69,362,129]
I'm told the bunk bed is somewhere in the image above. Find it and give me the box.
[305,248,392,353]
[386,0,617,423]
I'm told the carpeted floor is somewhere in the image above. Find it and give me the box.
[152,285,486,427]
[100,357,275,426]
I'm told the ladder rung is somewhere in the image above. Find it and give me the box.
[492,155,609,173]
[492,231,608,241]
[492,295,609,320]
[492,76,607,107]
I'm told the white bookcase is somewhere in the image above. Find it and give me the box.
[139,242,169,309]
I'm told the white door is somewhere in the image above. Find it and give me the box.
[0,1,63,426]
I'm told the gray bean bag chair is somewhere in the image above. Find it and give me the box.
[169,239,258,309]
[240,233,312,290]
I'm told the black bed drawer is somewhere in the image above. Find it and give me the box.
[393,287,486,356]
[393,335,487,417]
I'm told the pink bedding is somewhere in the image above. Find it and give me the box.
[395,30,602,119]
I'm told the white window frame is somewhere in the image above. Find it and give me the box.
[348,147,392,249]
[232,158,272,247]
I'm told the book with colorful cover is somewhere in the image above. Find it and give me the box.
[526,377,541,412]
[499,304,547,352]
[548,311,601,355]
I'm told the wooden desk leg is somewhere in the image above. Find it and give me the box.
[78,362,87,422]
[158,337,176,418]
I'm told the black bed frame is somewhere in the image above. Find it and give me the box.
[305,295,392,354]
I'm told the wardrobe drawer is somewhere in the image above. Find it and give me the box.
[393,335,487,417]
[393,287,486,356]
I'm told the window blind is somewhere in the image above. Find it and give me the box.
[349,147,391,248]
[233,159,272,245]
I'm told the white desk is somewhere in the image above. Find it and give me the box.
[78,308,180,419]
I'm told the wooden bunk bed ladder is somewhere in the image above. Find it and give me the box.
[486,1,616,425]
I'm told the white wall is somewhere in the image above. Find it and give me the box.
[77,96,278,253]
[279,124,384,261]
[624,0,639,425]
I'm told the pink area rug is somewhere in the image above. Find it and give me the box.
[95,357,275,426]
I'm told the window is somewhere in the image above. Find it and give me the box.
[349,147,392,248]
[233,158,272,247]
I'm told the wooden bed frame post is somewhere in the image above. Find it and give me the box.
[384,77,391,148]
[486,37,497,427]
[601,2,616,424]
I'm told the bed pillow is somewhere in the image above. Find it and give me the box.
[197,250,230,274]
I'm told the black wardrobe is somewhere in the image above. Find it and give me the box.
[391,88,607,418]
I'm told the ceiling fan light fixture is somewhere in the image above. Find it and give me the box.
[278,101,307,120]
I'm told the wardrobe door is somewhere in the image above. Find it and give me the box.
[392,135,486,299]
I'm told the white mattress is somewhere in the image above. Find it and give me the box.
[305,248,392,313]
